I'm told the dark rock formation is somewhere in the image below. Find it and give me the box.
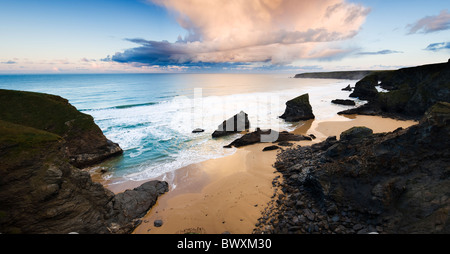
[224,128,311,148]
[277,141,294,147]
[340,61,450,119]
[154,220,163,227]
[340,126,373,141]
[212,111,250,138]
[0,89,123,168]
[349,74,379,100]
[295,71,375,80]
[0,90,168,234]
[254,102,450,234]
[262,145,280,152]
[331,99,356,106]
[192,128,205,133]
[113,181,168,227]
[280,94,315,122]
[342,85,353,91]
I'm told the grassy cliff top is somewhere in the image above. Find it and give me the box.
[0,119,60,148]
[289,93,309,104]
[0,89,98,139]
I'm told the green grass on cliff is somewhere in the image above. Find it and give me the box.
[0,119,61,165]
[288,93,310,106]
[0,89,98,139]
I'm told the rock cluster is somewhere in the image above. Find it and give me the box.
[254,102,450,234]
[224,128,312,148]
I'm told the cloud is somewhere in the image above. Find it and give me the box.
[424,42,450,51]
[408,9,450,34]
[111,0,370,68]
[357,49,403,55]
[1,60,17,64]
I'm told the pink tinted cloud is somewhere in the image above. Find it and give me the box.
[408,9,450,34]
[137,0,370,64]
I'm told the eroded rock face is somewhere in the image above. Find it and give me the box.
[0,90,167,234]
[340,61,450,119]
[0,127,168,234]
[0,89,123,168]
[255,102,450,234]
[349,74,379,101]
[280,94,315,122]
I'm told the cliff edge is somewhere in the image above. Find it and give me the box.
[0,89,168,234]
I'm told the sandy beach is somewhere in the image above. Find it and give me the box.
[88,114,417,234]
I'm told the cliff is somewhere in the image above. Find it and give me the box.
[340,61,450,119]
[0,89,168,234]
[0,89,123,167]
[255,102,450,234]
[294,70,380,80]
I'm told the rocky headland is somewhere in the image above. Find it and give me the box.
[294,70,378,80]
[0,89,168,234]
[254,61,450,234]
[254,102,450,234]
[340,61,450,119]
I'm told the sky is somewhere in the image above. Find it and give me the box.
[0,0,448,74]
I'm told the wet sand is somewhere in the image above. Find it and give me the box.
[92,114,418,234]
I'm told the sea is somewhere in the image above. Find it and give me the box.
[0,73,362,185]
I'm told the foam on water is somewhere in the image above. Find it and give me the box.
[85,79,359,182]
[0,74,361,183]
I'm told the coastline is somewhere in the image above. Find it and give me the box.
[90,114,417,234]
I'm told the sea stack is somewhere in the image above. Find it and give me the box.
[212,111,250,138]
[280,93,315,122]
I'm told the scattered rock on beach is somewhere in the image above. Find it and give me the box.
[331,99,356,106]
[192,128,204,133]
[154,220,163,227]
[263,145,280,151]
[280,93,315,122]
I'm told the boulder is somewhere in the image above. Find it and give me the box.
[263,145,280,151]
[113,181,169,224]
[280,94,315,122]
[331,99,356,106]
[192,128,205,133]
[340,126,374,141]
[212,111,250,138]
